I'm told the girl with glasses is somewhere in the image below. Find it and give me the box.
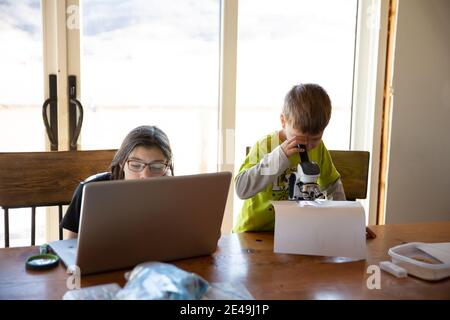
[61,125,173,235]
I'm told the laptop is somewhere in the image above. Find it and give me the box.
[49,172,232,275]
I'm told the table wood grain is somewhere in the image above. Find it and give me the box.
[1,222,449,299]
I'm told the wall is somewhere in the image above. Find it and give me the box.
[385,0,450,223]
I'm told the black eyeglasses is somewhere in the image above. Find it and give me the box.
[126,159,169,175]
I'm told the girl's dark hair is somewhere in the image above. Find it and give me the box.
[110,125,174,180]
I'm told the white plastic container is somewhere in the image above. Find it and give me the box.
[388,242,450,281]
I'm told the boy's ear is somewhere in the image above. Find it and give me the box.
[280,113,286,129]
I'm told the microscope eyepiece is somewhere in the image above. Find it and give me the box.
[298,144,309,163]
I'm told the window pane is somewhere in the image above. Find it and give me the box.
[0,0,46,247]
[234,0,358,219]
[80,0,220,175]
[0,0,44,152]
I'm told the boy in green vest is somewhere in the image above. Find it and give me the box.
[234,83,346,232]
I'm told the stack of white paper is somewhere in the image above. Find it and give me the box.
[272,200,366,260]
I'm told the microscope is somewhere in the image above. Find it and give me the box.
[288,144,325,201]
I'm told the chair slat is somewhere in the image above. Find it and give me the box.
[31,206,36,246]
[58,205,63,240]
[4,208,9,248]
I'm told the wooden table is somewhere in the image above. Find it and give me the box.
[1,222,450,300]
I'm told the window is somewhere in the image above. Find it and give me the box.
[79,0,221,175]
[0,0,46,246]
[0,0,45,152]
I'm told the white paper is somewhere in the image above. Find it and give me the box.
[297,199,362,208]
[273,200,366,260]
[417,242,450,264]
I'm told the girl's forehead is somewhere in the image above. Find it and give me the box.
[129,146,165,161]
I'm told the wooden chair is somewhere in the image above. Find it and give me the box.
[0,150,117,247]
[245,146,370,201]
[328,150,370,201]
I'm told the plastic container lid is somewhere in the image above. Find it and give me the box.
[388,242,450,281]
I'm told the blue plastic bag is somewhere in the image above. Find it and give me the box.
[115,262,209,300]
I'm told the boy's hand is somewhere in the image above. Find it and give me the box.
[281,137,307,157]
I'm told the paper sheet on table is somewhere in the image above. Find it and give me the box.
[273,200,366,260]
[417,242,450,264]
[296,200,363,208]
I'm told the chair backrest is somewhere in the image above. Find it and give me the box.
[0,150,117,247]
[328,150,370,201]
[245,147,370,201]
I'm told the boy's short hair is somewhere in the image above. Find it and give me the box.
[282,83,332,134]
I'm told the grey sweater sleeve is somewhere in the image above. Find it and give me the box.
[235,146,291,199]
